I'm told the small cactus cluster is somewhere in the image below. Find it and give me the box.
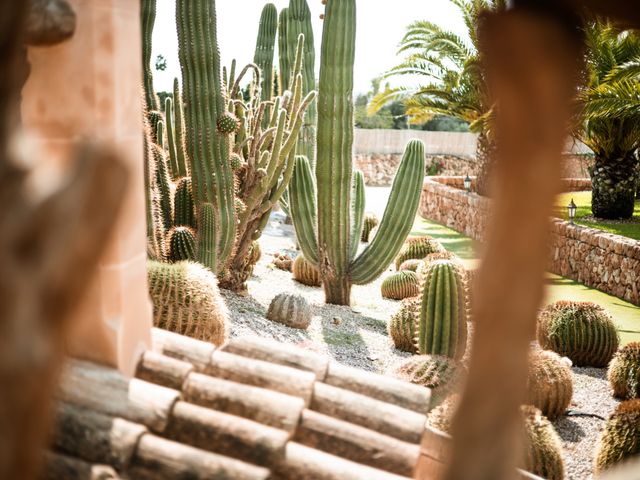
[381,271,420,300]
[392,355,465,408]
[537,300,619,367]
[415,260,467,359]
[520,405,565,480]
[526,349,573,419]
[271,252,293,271]
[395,236,445,270]
[608,342,640,399]
[594,399,640,473]
[267,293,312,330]
[399,259,423,272]
[147,261,228,345]
[388,297,420,353]
[292,254,321,287]
[361,212,379,242]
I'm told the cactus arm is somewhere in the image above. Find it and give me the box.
[155,120,165,149]
[289,156,319,265]
[198,203,217,270]
[441,264,452,354]
[349,170,365,261]
[350,139,425,284]
[316,0,356,294]
[278,8,290,91]
[449,265,460,354]
[165,97,179,178]
[141,0,159,114]
[432,265,445,353]
[172,78,189,178]
[253,3,278,103]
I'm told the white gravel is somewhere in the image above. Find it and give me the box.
[221,212,621,479]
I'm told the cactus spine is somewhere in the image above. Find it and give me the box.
[141,0,159,116]
[176,0,236,273]
[415,260,467,359]
[288,0,425,305]
[254,3,278,103]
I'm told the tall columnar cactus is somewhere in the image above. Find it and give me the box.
[537,300,619,367]
[141,0,159,116]
[176,0,236,273]
[288,0,425,306]
[608,342,640,400]
[595,399,640,473]
[415,260,467,359]
[253,3,278,103]
[173,177,196,230]
[278,8,291,94]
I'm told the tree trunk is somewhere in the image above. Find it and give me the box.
[591,153,639,219]
[474,131,497,197]
[323,276,351,306]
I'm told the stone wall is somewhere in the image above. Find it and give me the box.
[419,177,640,306]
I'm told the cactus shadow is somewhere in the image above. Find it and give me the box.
[320,314,381,371]
[552,416,587,443]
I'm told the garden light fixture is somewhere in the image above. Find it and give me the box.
[567,199,577,224]
[464,174,472,193]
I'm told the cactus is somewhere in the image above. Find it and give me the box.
[278,8,291,95]
[292,254,321,287]
[399,259,423,272]
[381,271,420,300]
[392,355,465,408]
[147,261,228,345]
[426,394,460,433]
[389,297,420,353]
[272,252,293,271]
[144,118,166,260]
[266,293,312,329]
[537,300,619,367]
[152,141,173,232]
[176,0,236,272]
[361,212,379,243]
[526,349,573,419]
[141,0,159,116]
[173,177,196,229]
[520,405,565,480]
[171,78,189,178]
[253,3,278,103]
[608,342,640,399]
[594,399,640,473]
[395,236,445,270]
[415,260,468,359]
[167,226,196,262]
[416,251,459,279]
[288,0,425,306]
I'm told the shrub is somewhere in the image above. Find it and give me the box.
[266,293,312,330]
[381,271,420,300]
[292,254,321,287]
[537,300,619,367]
[608,342,640,399]
[394,236,444,270]
[526,349,573,419]
[594,399,640,473]
[392,355,465,408]
[147,261,228,345]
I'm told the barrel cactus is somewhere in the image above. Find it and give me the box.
[426,394,460,433]
[537,300,619,367]
[526,349,573,419]
[416,251,460,280]
[388,298,420,353]
[166,226,197,262]
[147,261,228,345]
[415,260,467,359]
[292,254,321,287]
[392,355,465,408]
[361,212,379,242]
[608,342,640,400]
[521,405,565,480]
[381,271,420,300]
[266,293,313,329]
[399,259,423,272]
[395,236,444,270]
[594,399,640,473]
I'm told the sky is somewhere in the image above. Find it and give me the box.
[152,0,467,95]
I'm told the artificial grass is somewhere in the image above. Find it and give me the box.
[554,191,640,241]
[411,216,640,345]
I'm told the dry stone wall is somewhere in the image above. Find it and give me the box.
[420,177,640,306]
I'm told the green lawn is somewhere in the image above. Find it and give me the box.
[411,216,640,345]
[554,191,640,241]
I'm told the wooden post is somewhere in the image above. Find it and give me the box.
[443,9,583,480]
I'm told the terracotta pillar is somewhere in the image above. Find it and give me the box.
[21,0,152,375]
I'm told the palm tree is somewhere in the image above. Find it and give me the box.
[577,22,640,219]
[369,0,506,195]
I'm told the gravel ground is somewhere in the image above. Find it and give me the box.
[220,212,620,479]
